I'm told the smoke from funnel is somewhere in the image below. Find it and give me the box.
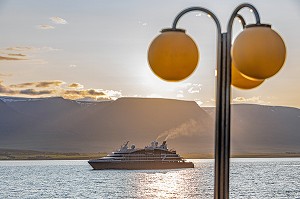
[156,119,203,141]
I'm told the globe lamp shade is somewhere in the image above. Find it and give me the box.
[232,24,286,80]
[232,62,264,89]
[148,29,199,81]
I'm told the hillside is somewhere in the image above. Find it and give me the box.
[0,96,299,154]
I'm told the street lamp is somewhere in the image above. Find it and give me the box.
[147,3,286,199]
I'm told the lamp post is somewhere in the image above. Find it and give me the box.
[147,3,286,199]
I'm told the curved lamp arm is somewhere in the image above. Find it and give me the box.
[227,3,260,33]
[235,14,246,28]
[227,3,261,62]
[172,7,222,34]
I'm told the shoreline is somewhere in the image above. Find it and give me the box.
[1,149,300,160]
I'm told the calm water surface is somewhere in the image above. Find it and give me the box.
[0,158,300,199]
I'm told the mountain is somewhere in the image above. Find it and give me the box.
[0,96,299,154]
[204,105,300,154]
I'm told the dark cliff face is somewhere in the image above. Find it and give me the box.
[0,96,299,154]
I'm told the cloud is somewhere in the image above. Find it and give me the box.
[68,83,83,89]
[37,25,55,30]
[9,82,35,88]
[62,89,108,100]
[188,84,202,94]
[1,46,60,65]
[232,96,268,104]
[0,73,12,77]
[104,90,122,99]
[176,93,184,98]
[69,64,77,68]
[0,82,55,96]
[177,83,202,92]
[19,89,55,95]
[5,46,60,52]
[1,80,122,100]
[5,47,33,51]
[10,81,64,88]
[0,55,26,61]
[147,93,163,98]
[188,87,200,94]
[50,17,68,24]
[40,47,61,51]
[174,82,202,99]
[0,52,27,61]
[7,53,26,57]
[36,81,64,88]
[138,21,147,26]
[0,82,17,94]
[35,17,67,32]
[233,96,258,103]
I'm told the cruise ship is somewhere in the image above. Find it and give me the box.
[88,141,194,170]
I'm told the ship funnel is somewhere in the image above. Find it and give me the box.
[160,141,167,149]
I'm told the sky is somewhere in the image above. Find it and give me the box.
[0,0,299,107]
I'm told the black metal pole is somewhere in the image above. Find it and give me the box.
[215,31,224,199]
[214,32,228,199]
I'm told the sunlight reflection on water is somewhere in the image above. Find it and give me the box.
[0,159,299,198]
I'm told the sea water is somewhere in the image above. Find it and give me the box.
[0,158,299,199]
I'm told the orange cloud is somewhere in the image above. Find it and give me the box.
[37,25,55,30]
[36,81,64,88]
[4,46,60,52]
[0,56,26,61]
[5,47,33,51]
[62,89,108,100]
[9,82,35,88]
[10,81,64,88]
[0,81,55,96]
[68,83,83,89]
[7,53,26,57]
[0,73,12,77]
[0,80,117,100]
[0,82,17,94]
[19,89,55,95]
[1,46,60,65]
